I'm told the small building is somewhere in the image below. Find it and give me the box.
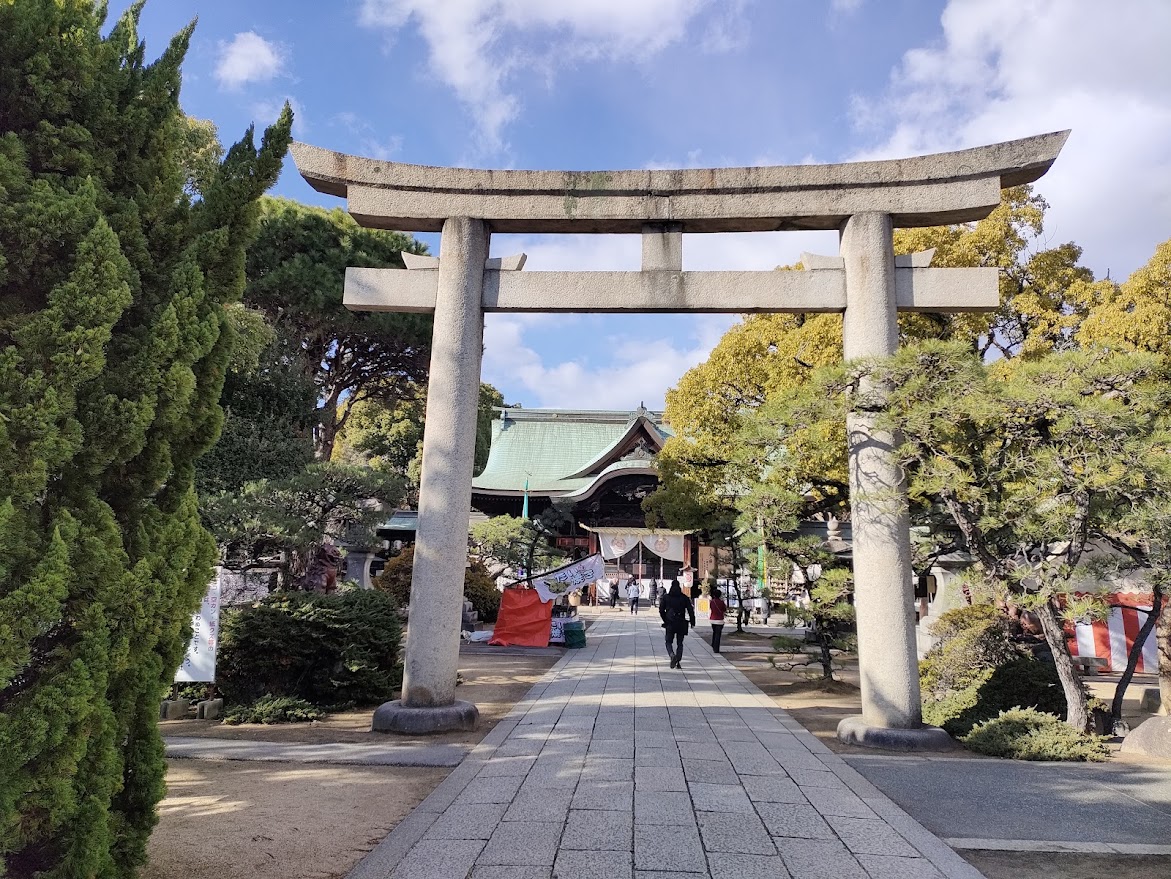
[471,406,699,585]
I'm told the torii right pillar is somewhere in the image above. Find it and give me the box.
[836,212,952,749]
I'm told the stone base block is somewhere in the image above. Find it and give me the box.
[196,698,224,720]
[837,715,958,752]
[1139,688,1163,714]
[372,699,479,735]
[159,698,190,720]
[1120,716,1171,759]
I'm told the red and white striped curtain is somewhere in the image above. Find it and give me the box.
[1066,593,1160,673]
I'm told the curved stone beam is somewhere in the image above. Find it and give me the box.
[290,131,1069,234]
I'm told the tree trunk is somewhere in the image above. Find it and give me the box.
[315,413,338,461]
[1111,584,1164,722]
[818,630,834,680]
[1036,598,1089,731]
[1158,596,1171,716]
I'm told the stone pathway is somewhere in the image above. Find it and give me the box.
[347,613,984,879]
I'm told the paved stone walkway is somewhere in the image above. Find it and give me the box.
[348,613,985,879]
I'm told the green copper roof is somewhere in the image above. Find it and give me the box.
[472,408,672,496]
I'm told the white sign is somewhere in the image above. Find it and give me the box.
[549,617,566,644]
[176,573,221,682]
[531,554,605,603]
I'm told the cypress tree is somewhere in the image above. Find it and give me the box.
[0,2,292,875]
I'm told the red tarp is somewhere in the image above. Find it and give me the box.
[488,588,552,647]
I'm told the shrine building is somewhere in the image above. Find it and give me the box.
[470,406,701,585]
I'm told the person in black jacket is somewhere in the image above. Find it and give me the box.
[659,579,697,669]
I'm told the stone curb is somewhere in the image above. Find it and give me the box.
[163,736,471,767]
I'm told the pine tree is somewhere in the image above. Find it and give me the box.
[0,2,291,875]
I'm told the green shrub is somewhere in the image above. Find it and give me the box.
[772,635,807,653]
[373,547,501,623]
[920,604,1019,698]
[924,656,1066,736]
[464,560,501,624]
[217,589,402,709]
[223,695,324,725]
[373,546,413,607]
[962,708,1110,761]
[829,633,858,653]
[920,604,1070,736]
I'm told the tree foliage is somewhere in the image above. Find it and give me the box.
[778,342,1171,730]
[242,197,433,460]
[0,2,291,875]
[335,382,506,505]
[194,326,317,496]
[469,510,570,579]
[201,463,403,587]
[653,187,1097,525]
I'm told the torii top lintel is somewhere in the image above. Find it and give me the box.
[290,131,1069,235]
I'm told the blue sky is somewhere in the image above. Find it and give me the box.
[118,0,1171,410]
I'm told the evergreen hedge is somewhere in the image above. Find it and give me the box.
[0,3,290,875]
[920,605,1068,736]
[216,590,403,710]
[963,708,1111,762]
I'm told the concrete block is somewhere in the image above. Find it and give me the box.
[196,698,223,720]
[1139,687,1162,713]
[159,698,190,720]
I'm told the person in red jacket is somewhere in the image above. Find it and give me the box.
[708,587,727,654]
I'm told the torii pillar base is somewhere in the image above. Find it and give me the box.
[372,699,478,735]
[837,716,958,752]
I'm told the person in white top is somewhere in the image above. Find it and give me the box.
[627,578,642,614]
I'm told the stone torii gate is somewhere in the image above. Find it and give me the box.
[292,131,1068,746]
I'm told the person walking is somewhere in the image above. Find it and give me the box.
[708,587,727,654]
[659,579,696,668]
[628,577,642,614]
[608,578,619,609]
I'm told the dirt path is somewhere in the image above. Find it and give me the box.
[145,650,559,879]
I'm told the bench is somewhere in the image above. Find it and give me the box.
[1073,655,1108,675]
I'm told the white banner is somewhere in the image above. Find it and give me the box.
[176,573,221,683]
[597,531,686,562]
[598,532,638,560]
[641,533,684,562]
[531,554,605,603]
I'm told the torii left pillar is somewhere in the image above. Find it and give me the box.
[372,217,488,733]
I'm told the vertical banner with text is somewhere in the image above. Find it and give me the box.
[175,572,222,683]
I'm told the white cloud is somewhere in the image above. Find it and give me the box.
[483,313,736,410]
[331,113,403,161]
[215,32,286,90]
[357,0,730,153]
[851,0,1171,278]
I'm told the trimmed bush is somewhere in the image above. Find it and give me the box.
[924,657,1066,736]
[373,548,501,624]
[920,605,1019,698]
[217,589,402,709]
[962,708,1111,762]
[372,546,413,607]
[920,603,1068,736]
[223,696,324,725]
[772,635,807,654]
[464,560,501,624]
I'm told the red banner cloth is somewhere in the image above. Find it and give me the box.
[488,588,552,647]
